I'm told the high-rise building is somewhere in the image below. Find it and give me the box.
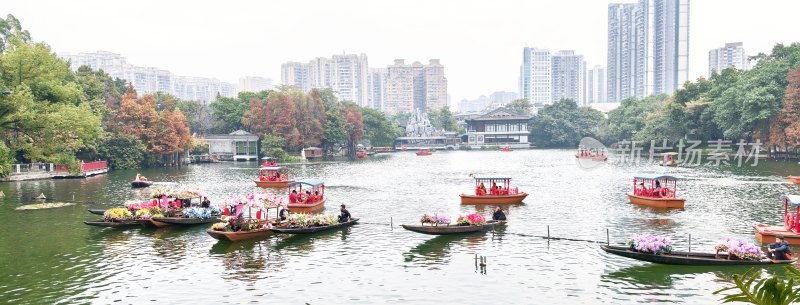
[586,65,606,104]
[519,48,586,110]
[708,42,749,76]
[368,68,388,110]
[59,51,236,103]
[551,50,586,105]
[281,61,309,92]
[238,76,273,93]
[280,53,369,106]
[607,0,689,102]
[383,59,448,115]
[519,47,552,108]
[489,91,518,104]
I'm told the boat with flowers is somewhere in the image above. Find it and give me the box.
[499,146,512,152]
[602,234,796,265]
[787,176,800,186]
[416,148,432,156]
[460,176,527,204]
[754,194,800,244]
[207,193,286,242]
[402,213,504,235]
[254,166,293,188]
[286,179,326,211]
[84,207,140,228]
[627,175,685,208]
[270,213,359,234]
[575,145,608,161]
[152,206,223,225]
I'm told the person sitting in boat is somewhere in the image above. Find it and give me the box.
[477,182,487,196]
[306,190,315,203]
[490,182,498,195]
[259,175,267,181]
[652,181,663,197]
[314,190,321,201]
[289,190,298,203]
[201,196,211,208]
[338,204,351,223]
[492,206,506,221]
[767,236,792,260]
[279,206,289,221]
[636,182,647,196]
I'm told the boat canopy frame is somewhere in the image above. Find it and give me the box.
[782,195,800,233]
[632,175,679,198]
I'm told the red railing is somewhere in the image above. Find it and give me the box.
[80,161,107,172]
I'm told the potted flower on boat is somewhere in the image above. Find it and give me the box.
[714,238,764,260]
[419,213,450,226]
[456,213,486,226]
[627,234,674,255]
[103,208,133,222]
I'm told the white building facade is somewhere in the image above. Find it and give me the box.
[279,53,370,106]
[586,65,606,104]
[59,51,237,103]
[551,50,586,105]
[238,76,273,93]
[383,59,448,115]
[708,42,749,76]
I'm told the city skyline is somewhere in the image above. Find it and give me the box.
[5,0,798,106]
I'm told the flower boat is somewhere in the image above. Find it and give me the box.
[754,195,800,244]
[416,148,432,156]
[152,206,223,225]
[575,145,607,161]
[627,175,685,208]
[787,176,800,186]
[84,208,139,228]
[254,166,294,188]
[460,176,527,204]
[602,235,795,265]
[499,146,512,152]
[207,193,286,242]
[659,152,679,166]
[286,179,326,211]
[402,213,504,235]
[270,213,358,234]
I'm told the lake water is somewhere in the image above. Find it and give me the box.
[1,150,799,304]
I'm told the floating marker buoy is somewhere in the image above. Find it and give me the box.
[35,193,46,200]
[0,190,4,198]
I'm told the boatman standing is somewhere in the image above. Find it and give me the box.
[767,236,792,260]
[338,204,351,223]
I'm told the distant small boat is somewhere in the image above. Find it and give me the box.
[500,146,512,152]
[628,175,686,208]
[601,245,796,266]
[356,151,367,158]
[88,209,106,215]
[131,180,153,188]
[402,220,504,235]
[286,179,326,212]
[254,166,293,188]
[416,149,432,156]
[659,152,679,166]
[753,195,800,244]
[787,176,800,186]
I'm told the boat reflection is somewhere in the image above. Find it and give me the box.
[403,233,491,265]
[460,203,523,215]
[273,226,353,253]
[603,262,758,287]
[212,239,286,282]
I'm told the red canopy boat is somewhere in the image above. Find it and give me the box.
[460,176,527,204]
[287,179,326,212]
[787,176,800,186]
[754,195,800,244]
[260,157,278,167]
[627,175,685,208]
[575,145,608,161]
[500,146,512,152]
[254,166,293,188]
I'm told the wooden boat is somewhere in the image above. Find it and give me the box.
[499,146,512,152]
[356,151,367,158]
[402,220,504,235]
[659,152,679,166]
[787,176,800,186]
[260,157,278,167]
[135,218,171,228]
[131,180,153,188]
[270,218,359,234]
[461,176,527,204]
[416,149,432,156]
[151,217,219,225]
[88,209,106,215]
[628,175,685,208]
[754,195,800,244]
[601,245,796,265]
[254,166,293,188]
[575,145,608,161]
[206,220,286,242]
[286,179,326,211]
[83,220,140,228]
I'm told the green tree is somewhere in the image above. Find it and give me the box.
[210,94,249,133]
[530,99,605,147]
[260,134,290,161]
[361,107,402,147]
[506,99,533,115]
[428,106,461,132]
[99,133,145,170]
[0,14,31,54]
[604,95,667,143]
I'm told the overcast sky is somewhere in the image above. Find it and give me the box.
[3,0,799,106]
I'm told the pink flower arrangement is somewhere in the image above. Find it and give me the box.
[627,234,674,254]
[456,213,487,226]
[715,238,764,261]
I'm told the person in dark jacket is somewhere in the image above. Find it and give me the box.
[767,236,792,260]
[338,204,352,223]
[492,206,507,221]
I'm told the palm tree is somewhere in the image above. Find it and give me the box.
[713,266,800,304]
